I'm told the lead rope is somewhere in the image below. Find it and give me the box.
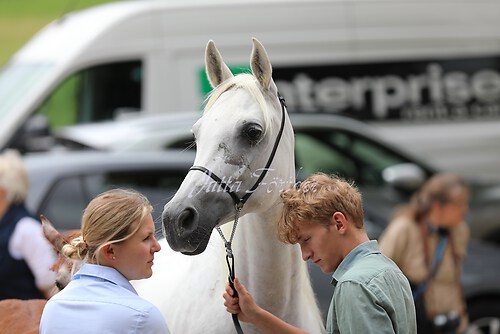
[449,233,468,328]
[191,93,287,334]
[216,202,244,334]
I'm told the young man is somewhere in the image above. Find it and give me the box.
[223,173,417,334]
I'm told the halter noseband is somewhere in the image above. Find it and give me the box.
[188,93,287,334]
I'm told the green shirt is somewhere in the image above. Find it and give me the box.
[326,240,416,334]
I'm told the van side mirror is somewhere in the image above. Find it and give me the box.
[382,163,426,193]
[8,115,54,153]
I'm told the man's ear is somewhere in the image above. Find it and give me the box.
[332,211,348,233]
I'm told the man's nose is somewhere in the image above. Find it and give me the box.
[300,246,311,262]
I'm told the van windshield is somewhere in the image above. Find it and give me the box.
[0,63,52,121]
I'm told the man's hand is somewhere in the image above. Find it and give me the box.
[223,278,258,323]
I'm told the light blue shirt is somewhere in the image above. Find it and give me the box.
[40,263,170,334]
[326,240,416,334]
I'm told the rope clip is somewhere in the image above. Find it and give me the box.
[225,241,233,258]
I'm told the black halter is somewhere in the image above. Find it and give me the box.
[190,93,287,209]
[189,93,287,334]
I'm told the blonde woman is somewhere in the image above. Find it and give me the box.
[0,149,56,300]
[40,189,170,334]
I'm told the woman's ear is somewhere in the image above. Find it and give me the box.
[100,244,116,262]
[332,211,348,233]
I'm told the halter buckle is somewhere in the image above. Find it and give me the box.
[225,241,233,258]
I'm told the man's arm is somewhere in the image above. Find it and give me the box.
[223,278,310,334]
[334,281,396,333]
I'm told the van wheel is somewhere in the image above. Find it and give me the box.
[466,297,500,334]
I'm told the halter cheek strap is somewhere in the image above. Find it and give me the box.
[189,93,287,334]
[189,93,287,208]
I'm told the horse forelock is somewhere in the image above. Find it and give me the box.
[203,74,275,134]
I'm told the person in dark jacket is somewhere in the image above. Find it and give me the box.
[0,149,56,300]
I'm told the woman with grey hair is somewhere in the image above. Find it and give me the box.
[0,149,56,300]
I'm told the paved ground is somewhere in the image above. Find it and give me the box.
[372,119,500,182]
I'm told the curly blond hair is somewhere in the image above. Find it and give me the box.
[277,173,364,244]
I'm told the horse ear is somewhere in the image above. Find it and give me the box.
[41,214,68,252]
[205,40,234,88]
[250,37,272,90]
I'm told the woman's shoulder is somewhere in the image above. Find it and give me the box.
[42,292,169,333]
[109,294,169,332]
[379,215,419,255]
[386,215,418,234]
[46,280,166,319]
[450,221,470,254]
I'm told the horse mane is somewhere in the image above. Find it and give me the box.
[203,73,273,133]
[141,39,324,333]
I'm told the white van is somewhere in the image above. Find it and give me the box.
[1,0,500,164]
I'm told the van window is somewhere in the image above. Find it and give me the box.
[0,63,52,122]
[34,60,142,130]
[294,130,408,186]
[38,176,88,230]
[37,168,184,233]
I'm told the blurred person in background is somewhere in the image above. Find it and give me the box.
[379,173,470,334]
[0,149,56,300]
[40,188,169,333]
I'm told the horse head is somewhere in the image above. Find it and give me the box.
[162,38,295,255]
[40,215,82,291]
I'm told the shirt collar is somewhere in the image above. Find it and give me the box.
[425,221,450,236]
[74,263,138,294]
[330,240,380,286]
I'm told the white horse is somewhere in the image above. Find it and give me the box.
[133,38,325,334]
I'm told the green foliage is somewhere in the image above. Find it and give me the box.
[0,0,118,66]
[35,74,80,128]
[0,0,119,18]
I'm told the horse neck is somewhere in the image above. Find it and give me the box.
[231,121,303,311]
[232,205,308,310]
[233,127,298,282]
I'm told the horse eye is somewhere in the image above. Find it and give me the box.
[55,280,65,291]
[244,124,263,142]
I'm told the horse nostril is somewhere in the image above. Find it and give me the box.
[177,208,198,238]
